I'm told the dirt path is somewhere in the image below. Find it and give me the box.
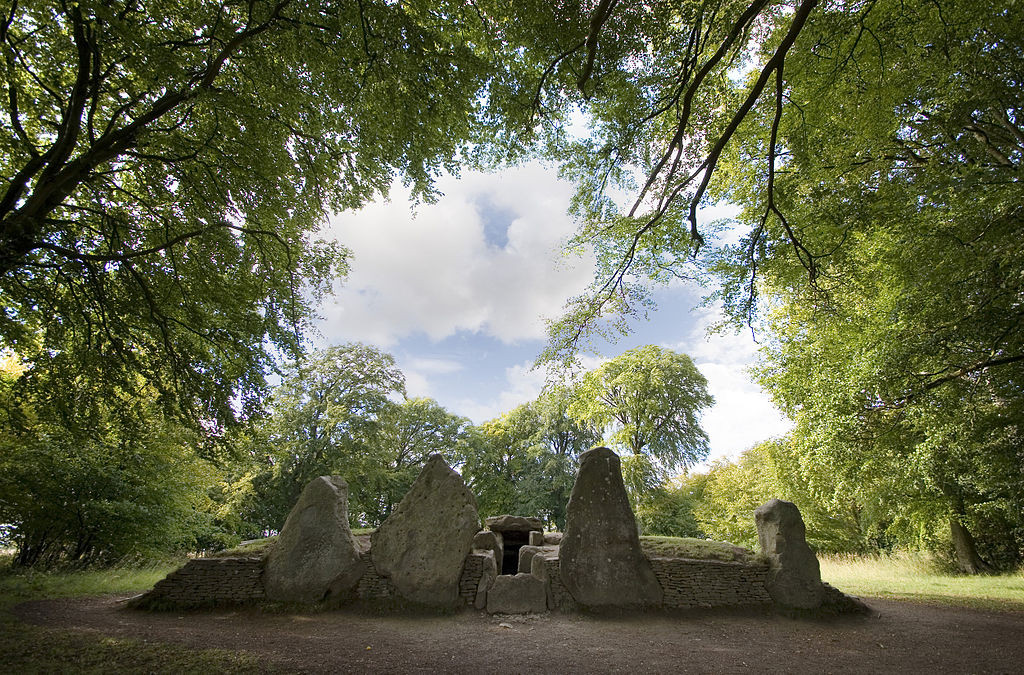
[14,595,1024,673]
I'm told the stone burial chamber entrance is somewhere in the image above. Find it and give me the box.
[131,448,870,617]
[483,515,543,575]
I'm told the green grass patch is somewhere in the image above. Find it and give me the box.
[211,535,278,559]
[213,528,375,560]
[0,556,287,673]
[820,552,1024,612]
[640,535,758,562]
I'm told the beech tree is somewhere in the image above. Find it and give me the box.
[460,390,598,528]
[232,344,471,531]
[533,0,1023,569]
[567,346,713,481]
[0,352,224,565]
[0,0,548,433]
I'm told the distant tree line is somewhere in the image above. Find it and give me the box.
[0,343,713,565]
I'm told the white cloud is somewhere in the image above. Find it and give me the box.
[447,354,606,425]
[450,360,548,424]
[665,308,792,463]
[405,357,463,375]
[398,356,464,402]
[317,163,593,346]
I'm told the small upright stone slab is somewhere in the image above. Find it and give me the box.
[371,455,480,608]
[754,499,824,610]
[559,447,663,608]
[473,529,504,566]
[518,544,558,573]
[264,476,363,604]
[543,532,563,546]
[486,573,547,614]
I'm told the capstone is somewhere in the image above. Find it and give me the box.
[559,447,663,608]
[754,498,825,609]
[485,515,544,533]
[371,455,480,608]
[263,476,363,604]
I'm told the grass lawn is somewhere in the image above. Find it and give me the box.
[212,528,375,559]
[820,553,1024,612]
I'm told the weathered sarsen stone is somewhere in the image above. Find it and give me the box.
[559,447,663,608]
[263,476,363,604]
[486,573,548,614]
[485,515,544,533]
[518,544,558,573]
[754,498,824,609]
[473,529,504,566]
[371,454,480,608]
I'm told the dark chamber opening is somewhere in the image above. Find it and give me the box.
[501,531,529,575]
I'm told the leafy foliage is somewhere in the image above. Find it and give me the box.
[460,391,599,529]
[536,0,1024,570]
[568,345,713,473]
[710,0,1024,569]
[0,357,225,566]
[0,0,554,433]
[233,344,471,532]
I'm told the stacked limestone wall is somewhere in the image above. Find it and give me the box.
[457,552,491,606]
[132,557,265,608]
[535,555,576,611]
[513,555,770,611]
[648,557,771,609]
[355,550,395,600]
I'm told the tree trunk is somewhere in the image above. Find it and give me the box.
[949,517,993,574]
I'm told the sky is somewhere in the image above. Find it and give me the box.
[315,162,791,465]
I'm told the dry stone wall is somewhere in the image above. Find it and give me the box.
[532,554,576,611]
[647,557,772,609]
[355,551,395,600]
[458,552,493,606]
[131,557,264,609]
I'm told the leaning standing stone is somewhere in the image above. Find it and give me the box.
[559,447,663,608]
[371,454,480,608]
[264,476,363,604]
[754,498,825,609]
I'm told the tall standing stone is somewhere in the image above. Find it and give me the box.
[754,499,824,609]
[371,454,480,608]
[559,447,663,608]
[263,476,363,604]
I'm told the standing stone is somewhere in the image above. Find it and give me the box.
[559,447,663,608]
[528,531,544,546]
[264,476,363,604]
[754,499,825,609]
[371,455,480,608]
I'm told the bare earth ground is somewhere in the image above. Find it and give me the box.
[14,595,1024,673]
